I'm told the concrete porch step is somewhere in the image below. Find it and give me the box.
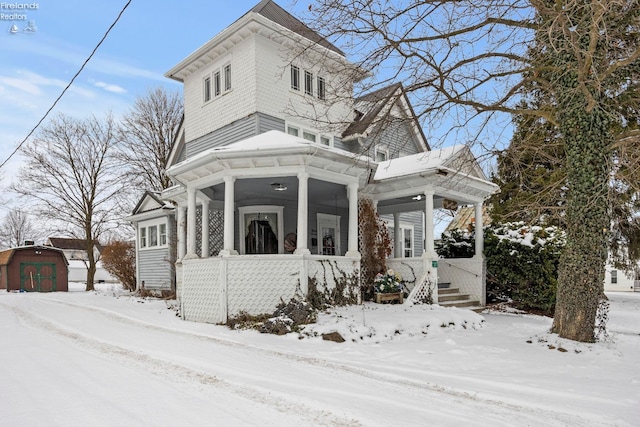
[439,293,470,302]
[437,286,483,311]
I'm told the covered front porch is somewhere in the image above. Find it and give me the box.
[163,132,498,323]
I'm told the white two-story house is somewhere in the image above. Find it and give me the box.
[130,0,498,323]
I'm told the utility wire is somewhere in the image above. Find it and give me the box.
[0,0,132,172]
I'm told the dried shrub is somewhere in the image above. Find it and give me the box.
[101,240,136,291]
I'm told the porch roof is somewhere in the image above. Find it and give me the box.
[366,145,499,205]
[165,130,373,190]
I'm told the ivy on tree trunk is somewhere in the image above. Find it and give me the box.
[552,94,611,342]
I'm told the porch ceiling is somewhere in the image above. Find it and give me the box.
[364,167,499,206]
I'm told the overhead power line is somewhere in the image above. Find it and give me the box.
[0,0,133,172]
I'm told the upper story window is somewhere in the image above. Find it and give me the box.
[203,76,212,102]
[317,76,326,100]
[303,130,316,142]
[375,146,389,162]
[214,71,221,97]
[304,71,313,95]
[291,65,300,91]
[287,125,299,136]
[203,61,232,105]
[288,123,333,147]
[224,64,232,91]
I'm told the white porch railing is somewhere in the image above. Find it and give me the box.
[386,257,486,306]
[179,254,360,324]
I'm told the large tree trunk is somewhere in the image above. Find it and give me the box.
[552,104,610,342]
[85,228,96,292]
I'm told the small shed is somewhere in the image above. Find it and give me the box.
[0,245,69,292]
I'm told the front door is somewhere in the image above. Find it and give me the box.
[20,262,57,292]
[317,213,340,256]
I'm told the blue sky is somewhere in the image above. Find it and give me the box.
[0,0,310,211]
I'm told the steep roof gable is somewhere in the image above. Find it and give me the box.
[166,0,343,82]
[343,83,429,152]
[248,0,343,56]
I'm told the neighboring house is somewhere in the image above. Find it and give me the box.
[45,237,116,283]
[604,262,639,292]
[127,191,176,292]
[135,0,498,324]
[0,245,68,292]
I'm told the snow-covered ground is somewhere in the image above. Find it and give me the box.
[1,284,638,426]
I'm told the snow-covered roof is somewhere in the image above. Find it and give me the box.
[167,130,371,177]
[374,145,467,180]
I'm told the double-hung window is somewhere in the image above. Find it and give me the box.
[317,76,326,100]
[214,71,221,97]
[291,65,300,91]
[224,64,232,91]
[304,71,313,95]
[140,227,147,248]
[203,76,212,102]
[159,223,167,246]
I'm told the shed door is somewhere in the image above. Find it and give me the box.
[20,263,57,292]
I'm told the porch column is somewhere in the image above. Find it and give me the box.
[346,182,360,257]
[423,190,436,257]
[186,187,198,258]
[201,199,210,258]
[177,206,186,260]
[295,172,310,255]
[394,213,401,258]
[474,201,484,259]
[222,175,237,255]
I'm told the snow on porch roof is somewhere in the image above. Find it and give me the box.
[374,145,467,180]
[168,130,371,176]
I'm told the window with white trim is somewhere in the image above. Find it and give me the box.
[320,136,331,146]
[159,223,167,246]
[291,65,300,91]
[402,226,414,258]
[303,130,316,142]
[375,146,389,162]
[287,125,299,136]
[203,76,212,102]
[224,63,232,91]
[139,219,168,250]
[304,70,313,95]
[214,71,221,97]
[238,206,284,254]
[140,227,147,248]
[317,76,326,100]
[611,269,618,284]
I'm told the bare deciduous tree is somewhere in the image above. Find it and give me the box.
[302,0,640,342]
[12,113,126,291]
[118,87,183,192]
[0,209,37,249]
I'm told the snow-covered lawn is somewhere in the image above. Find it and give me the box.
[1,284,638,426]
